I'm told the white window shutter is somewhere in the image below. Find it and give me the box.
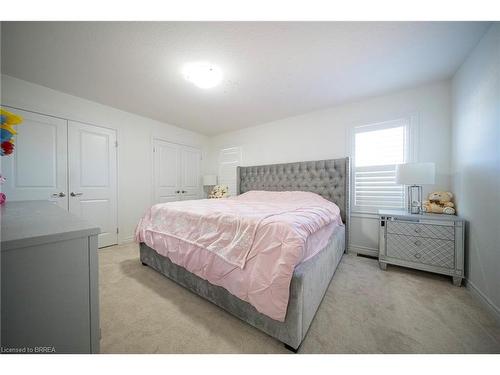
[354,165,404,209]
[218,147,242,197]
[352,119,410,212]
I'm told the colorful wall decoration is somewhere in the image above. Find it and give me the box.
[1,108,23,156]
[0,108,24,204]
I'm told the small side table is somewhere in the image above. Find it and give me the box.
[378,209,465,286]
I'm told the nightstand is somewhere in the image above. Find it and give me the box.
[378,209,465,286]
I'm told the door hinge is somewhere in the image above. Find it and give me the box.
[115,141,118,147]
[116,227,119,234]
[153,147,156,153]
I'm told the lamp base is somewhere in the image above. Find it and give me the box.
[407,185,423,214]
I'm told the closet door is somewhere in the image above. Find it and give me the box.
[68,121,118,248]
[180,146,201,200]
[153,139,181,203]
[1,108,68,209]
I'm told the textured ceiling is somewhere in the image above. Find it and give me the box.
[1,22,489,135]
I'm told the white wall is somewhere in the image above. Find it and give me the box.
[1,75,455,256]
[0,75,209,243]
[451,24,500,318]
[207,81,453,254]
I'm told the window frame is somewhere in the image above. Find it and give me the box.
[218,146,242,197]
[349,115,418,214]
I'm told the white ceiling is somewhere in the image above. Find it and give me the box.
[1,22,489,135]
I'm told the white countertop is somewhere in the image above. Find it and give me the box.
[378,209,464,222]
[1,200,100,251]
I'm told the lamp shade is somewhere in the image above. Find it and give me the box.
[202,175,217,186]
[396,162,435,185]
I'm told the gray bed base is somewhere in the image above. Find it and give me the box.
[140,224,345,351]
[140,157,350,351]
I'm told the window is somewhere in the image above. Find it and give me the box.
[218,147,242,196]
[351,118,413,212]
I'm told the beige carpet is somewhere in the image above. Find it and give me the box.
[99,242,500,353]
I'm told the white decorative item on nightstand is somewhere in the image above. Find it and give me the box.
[378,209,465,286]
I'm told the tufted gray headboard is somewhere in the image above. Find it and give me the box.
[237,158,350,248]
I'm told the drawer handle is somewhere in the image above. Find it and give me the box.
[414,253,422,259]
[414,240,422,246]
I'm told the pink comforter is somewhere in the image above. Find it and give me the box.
[135,191,342,321]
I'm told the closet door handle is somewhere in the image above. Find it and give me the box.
[52,192,66,198]
[70,192,83,197]
[181,190,186,194]
[175,190,181,194]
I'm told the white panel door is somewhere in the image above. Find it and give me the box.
[180,146,201,200]
[1,108,68,209]
[153,139,181,203]
[68,121,117,248]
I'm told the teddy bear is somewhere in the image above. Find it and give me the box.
[422,191,456,215]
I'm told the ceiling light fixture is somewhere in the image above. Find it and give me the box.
[182,61,223,89]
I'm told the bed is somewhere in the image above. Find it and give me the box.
[137,157,350,351]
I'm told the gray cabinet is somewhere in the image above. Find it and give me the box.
[1,201,100,353]
[378,209,465,286]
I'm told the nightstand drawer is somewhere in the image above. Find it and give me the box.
[386,233,455,269]
[387,220,454,240]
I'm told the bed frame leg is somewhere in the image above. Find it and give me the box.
[284,343,299,353]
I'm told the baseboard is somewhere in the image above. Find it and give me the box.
[348,244,378,258]
[350,243,500,323]
[465,279,500,324]
[118,236,135,245]
[357,253,378,260]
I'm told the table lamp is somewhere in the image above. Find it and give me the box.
[203,175,217,187]
[396,162,435,214]
[202,175,218,197]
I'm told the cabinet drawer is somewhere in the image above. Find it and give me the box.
[387,220,454,240]
[386,233,455,269]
